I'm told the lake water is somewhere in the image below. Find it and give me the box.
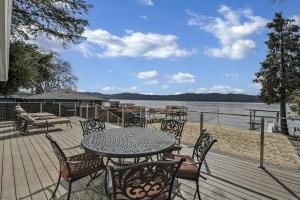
[115,99,300,136]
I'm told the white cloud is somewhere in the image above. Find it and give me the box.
[127,86,137,91]
[102,86,137,93]
[187,5,268,59]
[77,88,86,92]
[145,79,159,85]
[125,29,134,34]
[139,0,154,6]
[29,35,66,52]
[195,87,208,93]
[140,15,147,20]
[77,43,94,57]
[141,92,154,95]
[174,92,183,95]
[225,73,240,80]
[161,85,169,89]
[249,82,262,90]
[292,15,300,26]
[209,85,245,94]
[102,86,115,92]
[137,70,158,79]
[169,72,196,84]
[81,29,194,59]
[191,85,245,94]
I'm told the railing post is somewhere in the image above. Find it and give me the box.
[80,104,82,118]
[200,112,203,134]
[139,107,142,117]
[249,110,253,130]
[122,105,125,127]
[217,104,220,127]
[106,109,109,123]
[86,104,89,119]
[40,102,43,113]
[95,104,98,119]
[58,102,61,117]
[259,117,265,169]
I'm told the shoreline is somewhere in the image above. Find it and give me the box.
[149,122,300,169]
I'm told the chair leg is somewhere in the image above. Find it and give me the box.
[195,181,201,200]
[67,182,72,200]
[52,171,61,198]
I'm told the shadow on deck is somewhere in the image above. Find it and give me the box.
[0,117,299,200]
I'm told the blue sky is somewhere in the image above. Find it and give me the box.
[39,0,300,95]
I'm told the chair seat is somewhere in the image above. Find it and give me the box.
[116,191,169,200]
[165,154,198,180]
[34,118,71,126]
[115,177,170,200]
[171,145,182,152]
[60,153,104,180]
[113,172,169,200]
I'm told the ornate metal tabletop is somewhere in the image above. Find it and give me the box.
[81,128,176,158]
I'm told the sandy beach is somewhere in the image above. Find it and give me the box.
[149,123,300,169]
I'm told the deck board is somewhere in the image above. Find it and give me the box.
[0,117,299,200]
[1,131,15,200]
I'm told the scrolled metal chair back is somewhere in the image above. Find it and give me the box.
[45,134,68,166]
[161,119,185,145]
[124,116,146,128]
[80,118,105,137]
[109,160,183,200]
[192,132,217,174]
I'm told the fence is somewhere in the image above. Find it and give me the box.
[144,107,300,169]
[0,102,124,126]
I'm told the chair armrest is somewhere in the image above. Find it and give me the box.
[183,161,200,165]
[182,145,195,148]
[61,145,81,150]
[67,160,83,164]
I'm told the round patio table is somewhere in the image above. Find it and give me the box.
[81,128,176,158]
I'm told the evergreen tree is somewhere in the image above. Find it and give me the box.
[12,0,92,45]
[254,12,300,135]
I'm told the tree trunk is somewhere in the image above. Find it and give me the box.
[279,30,289,135]
[280,101,289,135]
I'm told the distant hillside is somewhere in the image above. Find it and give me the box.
[84,92,260,102]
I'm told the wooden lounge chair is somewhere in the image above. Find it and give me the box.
[15,112,72,135]
[15,105,56,119]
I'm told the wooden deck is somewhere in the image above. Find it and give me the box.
[0,117,299,200]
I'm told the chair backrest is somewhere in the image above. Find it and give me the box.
[19,112,36,123]
[80,118,105,137]
[45,134,70,172]
[15,105,26,113]
[192,132,217,175]
[124,116,146,128]
[109,159,183,200]
[161,119,185,145]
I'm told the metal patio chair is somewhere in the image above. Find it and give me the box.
[164,132,217,199]
[45,134,105,200]
[107,159,184,200]
[124,116,146,128]
[161,119,185,153]
[79,118,106,137]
